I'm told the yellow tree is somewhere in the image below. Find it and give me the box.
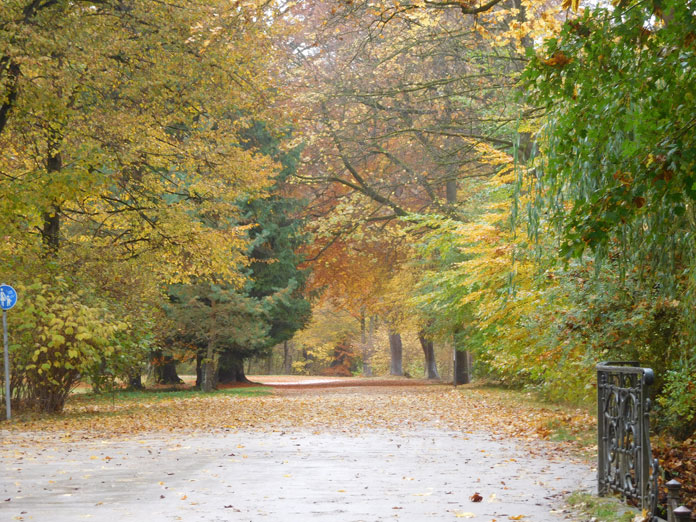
[0,0,291,409]
[0,0,282,283]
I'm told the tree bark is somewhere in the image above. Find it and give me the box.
[201,341,216,393]
[418,332,440,380]
[42,148,62,254]
[360,310,373,376]
[266,352,273,374]
[365,316,376,376]
[0,60,20,137]
[453,349,472,385]
[217,351,251,384]
[445,180,458,206]
[152,351,183,385]
[446,181,473,384]
[389,331,403,376]
[283,340,291,374]
[128,371,143,390]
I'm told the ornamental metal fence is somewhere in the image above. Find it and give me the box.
[597,362,693,522]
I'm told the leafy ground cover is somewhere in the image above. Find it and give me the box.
[475,385,696,515]
[3,379,595,451]
[2,378,598,522]
[654,437,696,513]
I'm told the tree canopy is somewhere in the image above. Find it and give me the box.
[1,0,695,443]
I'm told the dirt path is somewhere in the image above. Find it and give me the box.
[0,381,595,522]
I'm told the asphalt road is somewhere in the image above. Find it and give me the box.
[0,382,594,521]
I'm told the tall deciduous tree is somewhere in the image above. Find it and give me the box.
[0,0,280,283]
[521,0,696,436]
[0,0,290,403]
[280,0,558,378]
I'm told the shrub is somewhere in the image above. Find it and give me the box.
[657,356,696,440]
[7,279,126,412]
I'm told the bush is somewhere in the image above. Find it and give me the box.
[6,279,126,412]
[657,356,696,440]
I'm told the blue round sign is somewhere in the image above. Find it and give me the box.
[0,285,17,310]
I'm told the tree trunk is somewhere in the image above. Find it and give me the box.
[266,352,273,375]
[42,207,60,253]
[283,340,291,374]
[418,332,440,380]
[128,371,143,390]
[363,316,375,377]
[453,349,472,385]
[360,310,373,376]
[445,180,458,205]
[217,351,251,384]
[0,61,20,137]
[196,352,202,389]
[201,341,216,393]
[389,331,403,376]
[152,350,183,385]
[42,148,62,254]
[445,182,473,383]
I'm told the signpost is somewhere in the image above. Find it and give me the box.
[0,284,17,421]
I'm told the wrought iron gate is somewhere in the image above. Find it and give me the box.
[597,361,659,518]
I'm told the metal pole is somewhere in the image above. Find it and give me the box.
[597,367,605,495]
[3,310,10,420]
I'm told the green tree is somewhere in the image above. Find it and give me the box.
[522,0,696,282]
[167,124,312,387]
[522,0,696,436]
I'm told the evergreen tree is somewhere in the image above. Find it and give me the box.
[167,123,312,386]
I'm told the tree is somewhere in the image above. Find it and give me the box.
[523,0,696,275]
[0,0,281,285]
[165,123,312,387]
[280,0,559,379]
[0,0,288,404]
[291,301,361,375]
[167,284,270,392]
[521,0,696,436]
[5,279,128,412]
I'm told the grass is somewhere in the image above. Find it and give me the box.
[5,385,274,425]
[566,491,641,522]
[543,416,598,447]
[69,386,273,405]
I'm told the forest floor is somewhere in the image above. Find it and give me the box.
[0,378,625,521]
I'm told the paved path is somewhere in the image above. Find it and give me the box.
[0,384,594,521]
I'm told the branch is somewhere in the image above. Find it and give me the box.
[423,0,506,15]
[320,102,409,217]
[0,60,19,136]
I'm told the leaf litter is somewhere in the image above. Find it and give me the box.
[1,384,595,460]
